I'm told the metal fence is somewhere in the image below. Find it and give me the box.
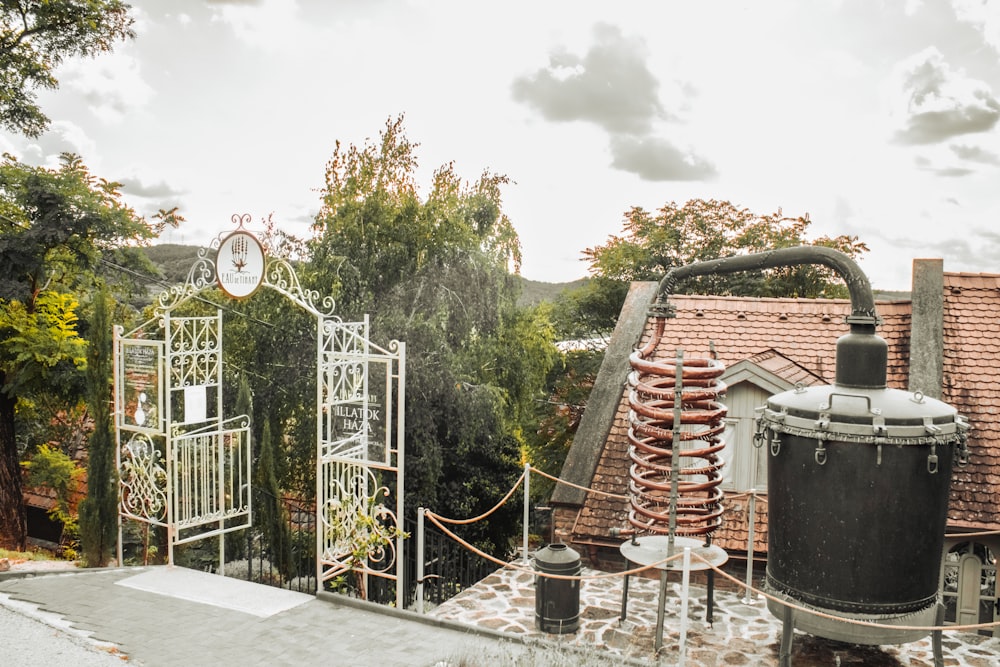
[229,487,317,594]
[230,491,497,609]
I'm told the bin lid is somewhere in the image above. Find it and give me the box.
[534,543,581,568]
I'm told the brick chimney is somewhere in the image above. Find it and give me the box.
[908,258,944,399]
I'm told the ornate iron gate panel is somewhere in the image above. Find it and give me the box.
[171,417,251,544]
[115,301,252,562]
[317,316,406,607]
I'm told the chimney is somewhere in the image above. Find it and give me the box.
[908,258,944,399]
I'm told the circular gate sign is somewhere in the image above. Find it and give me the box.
[216,230,266,299]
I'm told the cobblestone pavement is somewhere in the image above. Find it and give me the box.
[428,565,1000,666]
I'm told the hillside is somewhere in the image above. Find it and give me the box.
[142,245,905,305]
[141,244,584,305]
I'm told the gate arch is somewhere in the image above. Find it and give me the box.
[114,217,405,605]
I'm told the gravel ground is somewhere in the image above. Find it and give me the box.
[0,598,128,666]
[0,558,130,666]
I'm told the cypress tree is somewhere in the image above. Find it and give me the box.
[79,285,117,566]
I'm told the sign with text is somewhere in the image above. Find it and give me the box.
[119,340,163,433]
[216,229,265,299]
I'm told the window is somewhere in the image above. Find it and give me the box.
[720,417,767,492]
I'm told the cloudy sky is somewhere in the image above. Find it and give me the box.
[4,0,1000,290]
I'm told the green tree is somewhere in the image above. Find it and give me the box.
[585,199,867,300]
[78,284,116,566]
[0,153,161,550]
[310,116,555,556]
[0,0,135,137]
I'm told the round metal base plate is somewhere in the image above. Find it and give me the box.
[619,535,729,571]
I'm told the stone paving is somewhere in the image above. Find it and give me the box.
[428,565,1000,666]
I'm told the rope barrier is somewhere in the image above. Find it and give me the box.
[688,550,1000,634]
[726,490,769,504]
[423,511,685,580]
[944,529,1000,538]
[428,470,527,525]
[419,464,1000,636]
[529,466,630,501]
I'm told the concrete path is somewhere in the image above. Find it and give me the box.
[0,567,551,667]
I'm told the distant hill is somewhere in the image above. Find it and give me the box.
[517,277,588,306]
[141,244,586,304]
[142,244,904,305]
[143,243,207,285]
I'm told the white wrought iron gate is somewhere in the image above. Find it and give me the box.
[114,218,405,600]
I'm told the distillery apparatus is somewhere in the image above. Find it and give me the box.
[653,246,969,666]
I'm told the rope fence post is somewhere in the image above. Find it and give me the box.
[743,491,757,605]
[523,462,531,564]
[416,506,425,614]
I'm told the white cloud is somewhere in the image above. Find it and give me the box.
[887,46,1000,145]
[951,0,1000,51]
[21,122,99,168]
[59,52,155,124]
[512,23,671,135]
[609,135,717,182]
[209,0,304,53]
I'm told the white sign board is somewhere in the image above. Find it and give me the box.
[217,230,265,299]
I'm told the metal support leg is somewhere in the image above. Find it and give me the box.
[932,602,944,667]
[779,604,794,667]
[707,569,715,625]
[620,569,631,622]
[654,569,669,652]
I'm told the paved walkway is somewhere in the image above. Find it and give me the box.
[0,567,551,667]
[1,564,998,666]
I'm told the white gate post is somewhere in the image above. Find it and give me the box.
[416,507,425,614]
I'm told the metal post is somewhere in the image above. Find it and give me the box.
[779,604,794,667]
[654,569,669,652]
[164,310,174,567]
[216,312,225,577]
[113,326,124,567]
[315,316,324,593]
[679,546,692,667]
[743,491,757,604]
[395,341,406,611]
[416,507,425,614]
[669,350,684,549]
[523,462,531,563]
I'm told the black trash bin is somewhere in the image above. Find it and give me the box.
[534,543,581,633]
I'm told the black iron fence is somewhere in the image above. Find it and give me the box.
[227,487,317,594]
[229,490,499,609]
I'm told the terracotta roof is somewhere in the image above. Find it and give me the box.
[632,294,912,388]
[942,272,1000,531]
